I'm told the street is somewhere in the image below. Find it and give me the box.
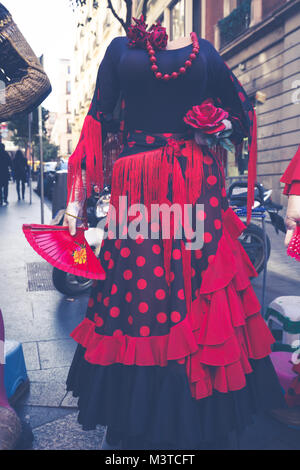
[0,183,300,450]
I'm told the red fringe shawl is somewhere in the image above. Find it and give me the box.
[67,115,103,203]
[107,140,204,284]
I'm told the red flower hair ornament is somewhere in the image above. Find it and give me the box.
[184,99,234,151]
[127,15,168,50]
[148,21,168,50]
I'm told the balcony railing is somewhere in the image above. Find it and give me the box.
[218,0,252,49]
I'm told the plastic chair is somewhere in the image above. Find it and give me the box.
[266,296,300,352]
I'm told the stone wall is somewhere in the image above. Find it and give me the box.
[224,4,300,205]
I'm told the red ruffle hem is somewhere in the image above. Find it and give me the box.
[281,145,300,196]
[70,207,275,400]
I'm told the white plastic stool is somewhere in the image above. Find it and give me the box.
[266,296,300,352]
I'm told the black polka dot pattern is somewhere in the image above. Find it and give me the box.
[85,131,228,339]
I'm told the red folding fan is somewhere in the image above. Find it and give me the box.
[287,225,300,262]
[23,224,106,280]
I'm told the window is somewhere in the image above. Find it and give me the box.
[193,0,201,36]
[66,100,71,114]
[67,119,72,134]
[67,65,71,75]
[157,12,165,27]
[104,10,111,27]
[219,0,251,48]
[66,81,71,95]
[169,0,185,41]
[235,95,256,176]
[67,140,73,155]
[224,0,240,17]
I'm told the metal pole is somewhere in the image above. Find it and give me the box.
[255,94,268,319]
[261,215,268,318]
[39,55,45,224]
[28,112,32,205]
[39,104,44,224]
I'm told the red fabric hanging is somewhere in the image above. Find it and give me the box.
[67,115,103,203]
[281,145,300,196]
[247,110,257,225]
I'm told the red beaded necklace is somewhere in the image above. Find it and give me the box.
[146,32,200,81]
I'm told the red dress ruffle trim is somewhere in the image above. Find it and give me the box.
[281,145,300,196]
[71,315,198,367]
[186,209,274,399]
[70,207,275,399]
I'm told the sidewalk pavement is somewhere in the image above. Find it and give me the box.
[0,182,299,450]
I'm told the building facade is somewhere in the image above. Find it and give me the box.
[50,58,73,158]
[0,122,17,153]
[72,0,125,144]
[214,0,300,205]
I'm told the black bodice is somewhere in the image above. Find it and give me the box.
[94,36,245,138]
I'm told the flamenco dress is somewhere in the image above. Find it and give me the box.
[66,35,285,448]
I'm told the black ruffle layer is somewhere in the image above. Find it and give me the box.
[67,344,285,449]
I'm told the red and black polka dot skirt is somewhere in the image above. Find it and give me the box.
[69,130,276,401]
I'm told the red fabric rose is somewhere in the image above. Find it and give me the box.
[149,21,168,50]
[127,15,168,50]
[184,99,229,134]
[127,15,149,49]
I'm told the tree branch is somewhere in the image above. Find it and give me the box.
[142,0,149,20]
[124,0,133,31]
[70,0,136,34]
[107,0,127,32]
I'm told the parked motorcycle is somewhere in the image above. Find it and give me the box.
[228,182,286,274]
[36,162,57,200]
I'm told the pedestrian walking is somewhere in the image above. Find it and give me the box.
[61,17,285,450]
[13,150,28,201]
[0,143,12,206]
